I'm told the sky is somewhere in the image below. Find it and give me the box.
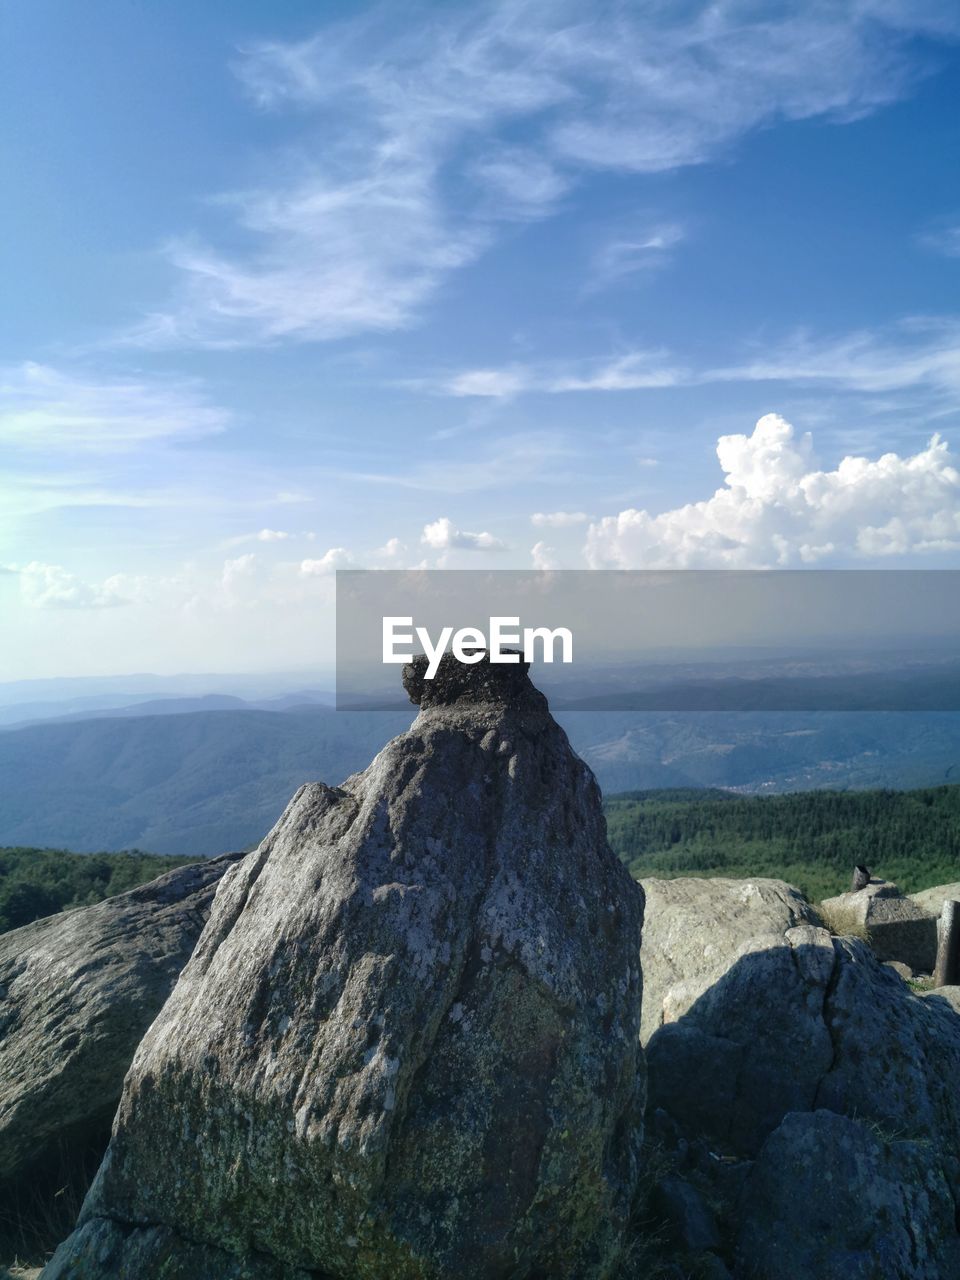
[2,0,960,679]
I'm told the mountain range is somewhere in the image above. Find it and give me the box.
[2,690,960,854]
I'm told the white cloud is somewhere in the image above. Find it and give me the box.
[710,319,960,396]
[0,362,228,450]
[531,540,559,570]
[531,510,589,528]
[223,528,293,548]
[300,547,355,575]
[126,3,958,347]
[421,517,506,551]
[376,536,405,559]
[589,222,686,289]
[443,317,960,402]
[13,562,130,610]
[444,350,685,398]
[918,222,960,258]
[585,413,960,568]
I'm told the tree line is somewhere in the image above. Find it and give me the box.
[0,847,190,935]
[603,785,960,901]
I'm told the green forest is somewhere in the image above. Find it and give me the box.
[0,847,190,935]
[4,783,960,935]
[605,784,960,900]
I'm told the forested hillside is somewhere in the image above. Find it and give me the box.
[604,785,960,900]
[0,847,190,934]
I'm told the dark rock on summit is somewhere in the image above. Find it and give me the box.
[46,655,644,1279]
[0,854,244,1193]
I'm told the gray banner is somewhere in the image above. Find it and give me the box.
[336,569,960,711]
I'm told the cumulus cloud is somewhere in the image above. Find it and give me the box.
[376,536,406,559]
[531,510,589,528]
[300,547,355,575]
[13,562,130,609]
[421,517,506,551]
[585,413,960,568]
[126,2,958,347]
[531,540,559,570]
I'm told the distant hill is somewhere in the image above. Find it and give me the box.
[2,703,960,854]
[0,708,410,855]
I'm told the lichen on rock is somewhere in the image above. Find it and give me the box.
[45,654,644,1280]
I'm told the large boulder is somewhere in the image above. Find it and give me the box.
[0,854,244,1190]
[637,878,960,1276]
[45,655,644,1280]
[737,1110,960,1279]
[909,880,960,919]
[819,879,936,972]
[639,878,826,1154]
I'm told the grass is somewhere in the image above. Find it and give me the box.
[0,1136,105,1273]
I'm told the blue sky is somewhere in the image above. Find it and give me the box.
[2,0,960,678]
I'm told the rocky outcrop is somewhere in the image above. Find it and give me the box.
[910,880,960,919]
[738,1110,960,1279]
[638,877,960,1277]
[640,877,826,1154]
[45,655,644,1280]
[0,854,243,1189]
[820,879,936,972]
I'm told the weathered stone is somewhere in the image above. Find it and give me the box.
[40,1219,316,1280]
[737,1110,960,1279]
[884,959,915,980]
[640,878,828,1154]
[45,654,644,1280]
[820,879,936,972]
[922,985,960,1015]
[909,881,960,918]
[651,1174,720,1254]
[0,854,243,1189]
[637,876,960,1276]
[638,877,820,1045]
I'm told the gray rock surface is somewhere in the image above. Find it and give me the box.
[640,878,827,1154]
[638,878,960,1275]
[652,1174,720,1254]
[922,984,960,1014]
[45,654,644,1280]
[737,1110,960,1279]
[0,854,243,1187]
[639,877,820,1045]
[820,879,936,972]
[909,881,960,919]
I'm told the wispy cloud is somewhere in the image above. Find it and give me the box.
[443,350,686,398]
[0,362,229,451]
[531,510,589,528]
[710,318,960,396]
[917,219,960,258]
[588,222,686,290]
[442,317,960,402]
[123,1,958,348]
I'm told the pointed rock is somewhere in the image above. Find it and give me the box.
[46,655,644,1279]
